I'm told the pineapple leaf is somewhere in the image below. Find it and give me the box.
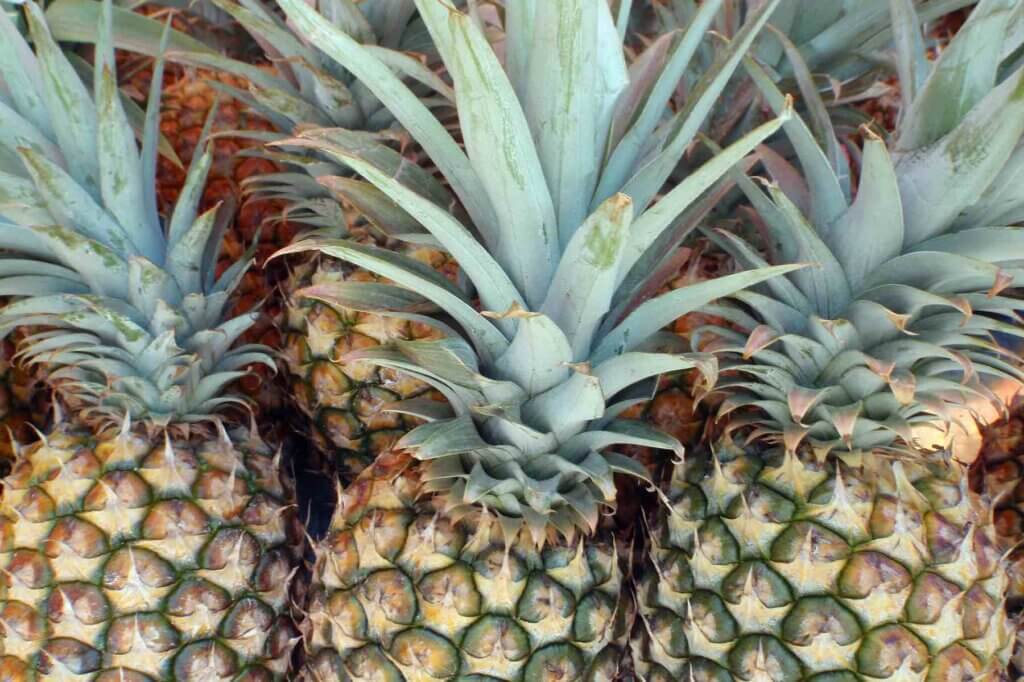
[493,313,573,398]
[593,265,803,363]
[889,0,929,111]
[521,372,606,440]
[127,257,181,320]
[623,111,790,278]
[542,194,633,361]
[24,0,99,195]
[415,0,558,308]
[742,56,849,227]
[899,0,1018,150]
[0,100,63,165]
[0,6,52,138]
[306,145,523,315]
[595,0,723,204]
[909,227,1024,266]
[562,419,684,459]
[277,238,509,363]
[592,352,714,400]
[28,224,128,298]
[166,205,219,294]
[615,0,783,214]
[276,0,499,248]
[167,144,212,247]
[16,146,138,256]
[518,0,627,245]
[828,138,904,294]
[45,0,214,56]
[895,64,1024,245]
[95,0,155,263]
[317,176,426,238]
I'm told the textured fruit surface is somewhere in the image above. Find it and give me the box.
[282,246,452,480]
[637,442,1012,681]
[0,423,300,680]
[300,452,630,681]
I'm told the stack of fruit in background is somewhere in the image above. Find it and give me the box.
[2,0,1023,680]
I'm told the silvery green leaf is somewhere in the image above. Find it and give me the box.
[542,194,632,360]
[24,0,98,193]
[0,7,52,138]
[895,64,1024,245]
[16,146,140,256]
[399,415,490,460]
[45,0,214,56]
[909,227,1024,264]
[562,419,684,459]
[29,225,127,298]
[520,0,627,245]
[363,45,453,102]
[168,144,212,247]
[769,25,846,192]
[622,112,788,278]
[141,22,172,237]
[313,147,523,315]
[828,139,904,294]
[275,238,509,363]
[166,205,218,294]
[765,185,852,318]
[596,0,722,203]
[0,274,90,296]
[742,56,849,228]
[416,0,558,308]
[899,0,1017,150]
[316,176,425,237]
[127,257,181,320]
[493,313,573,397]
[521,372,605,440]
[889,0,928,111]
[615,0,783,213]
[0,100,63,166]
[867,252,1003,294]
[710,229,813,314]
[95,0,155,263]
[276,0,498,248]
[592,352,710,400]
[593,265,802,363]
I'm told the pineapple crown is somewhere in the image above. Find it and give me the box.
[701,0,1024,456]
[0,0,272,427]
[275,0,796,543]
[646,0,977,85]
[164,0,450,232]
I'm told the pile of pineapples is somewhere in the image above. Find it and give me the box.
[2,0,1024,679]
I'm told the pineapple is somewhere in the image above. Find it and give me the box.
[271,0,797,677]
[171,0,458,479]
[638,0,1024,678]
[0,2,300,678]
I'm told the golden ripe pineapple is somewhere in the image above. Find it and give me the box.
[0,4,300,677]
[273,0,792,676]
[638,1,1024,678]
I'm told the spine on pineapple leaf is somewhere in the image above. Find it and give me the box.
[0,1,302,679]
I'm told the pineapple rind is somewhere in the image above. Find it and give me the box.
[637,444,1013,681]
[0,423,298,680]
[300,452,629,682]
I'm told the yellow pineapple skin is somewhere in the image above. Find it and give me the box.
[299,452,630,681]
[0,422,300,680]
[282,249,450,480]
[637,445,1013,681]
